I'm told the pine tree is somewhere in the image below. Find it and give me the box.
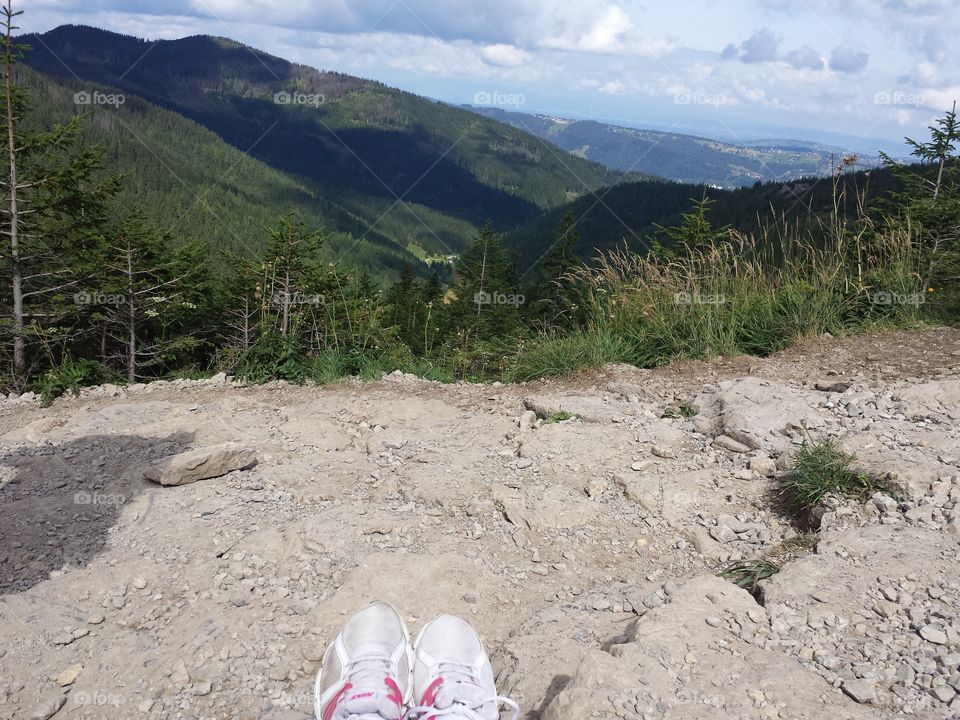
[0,0,117,386]
[96,214,202,382]
[880,104,959,298]
[261,212,325,339]
[529,211,580,328]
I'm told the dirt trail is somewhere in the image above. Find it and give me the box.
[1,327,959,720]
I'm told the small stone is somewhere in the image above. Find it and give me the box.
[132,577,147,590]
[592,599,611,611]
[705,617,722,627]
[713,435,751,454]
[170,659,190,686]
[709,524,736,543]
[301,639,324,663]
[518,411,537,430]
[920,624,948,645]
[137,699,155,713]
[463,592,478,604]
[56,664,82,687]
[651,444,675,459]
[749,457,777,477]
[932,686,956,703]
[815,380,850,393]
[86,613,105,625]
[191,681,213,696]
[515,458,533,470]
[841,679,875,704]
[585,479,608,497]
[29,694,66,720]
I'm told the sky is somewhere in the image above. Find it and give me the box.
[22,0,960,155]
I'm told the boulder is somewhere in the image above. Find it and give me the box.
[695,378,827,453]
[142,443,258,486]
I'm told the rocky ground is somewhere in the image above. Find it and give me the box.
[1,327,959,720]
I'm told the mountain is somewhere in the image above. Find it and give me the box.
[469,107,883,189]
[505,169,899,271]
[18,25,628,271]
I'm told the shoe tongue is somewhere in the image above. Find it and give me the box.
[433,683,496,720]
[335,689,400,720]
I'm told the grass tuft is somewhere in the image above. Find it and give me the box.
[779,438,882,511]
[719,559,781,594]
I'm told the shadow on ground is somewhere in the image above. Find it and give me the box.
[0,432,194,595]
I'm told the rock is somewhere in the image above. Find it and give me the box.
[191,680,213,696]
[749,457,777,477]
[137,699,155,713]
[524,394,631,423]
[132,577,147,590]
[463,592,478,604]
[713,435,752,454]
[696,378,825,452]
[709,524,736,543]
[815,380,851,393]
[170,659,190,686]
[841,679,875,704]
[56,664,82,687]
[651,444,676,459]
[919,624,948,645]
[86,613,105,625]
[518,411,537,430]
[29,694,66,720]
[932,686,956,703]
[142,443,259,486]
[584,479,607,497]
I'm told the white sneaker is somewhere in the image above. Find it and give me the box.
[408,614,519,720]
[314,601,412,720]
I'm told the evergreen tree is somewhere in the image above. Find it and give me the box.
[652,194,730,251]
[95,214,203,382]
[260,212,325,339]
[529,211,580,328]
[0,0,116,385]
[446,225,526,374]
[880,104,959,301]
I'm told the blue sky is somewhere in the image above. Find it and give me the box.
[23,0,960,154]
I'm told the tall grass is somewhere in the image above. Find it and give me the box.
[515,215,926,371]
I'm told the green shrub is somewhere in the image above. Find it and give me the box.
[32,357,108,405]
[235,333,309,384]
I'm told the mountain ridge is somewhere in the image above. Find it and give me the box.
[18,24,632,268]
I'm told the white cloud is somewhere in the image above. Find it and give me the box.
[481,44,531,68]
